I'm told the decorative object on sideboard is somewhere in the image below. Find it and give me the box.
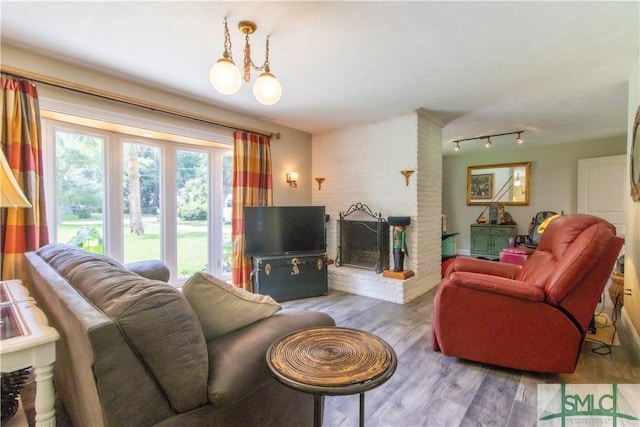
[383,216,415,280]
[630,105,640,202]
[488,203,499,224]
[468,162,530,207]
[315,177,325,190]
[451,130,524,152]
[209,18,282,105]
[497,204,515,225]
[400,170,414,186]
[286,172,298,188]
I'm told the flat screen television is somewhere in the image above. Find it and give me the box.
[244,206,326,256]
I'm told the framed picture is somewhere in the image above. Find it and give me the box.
[470,173,494,200]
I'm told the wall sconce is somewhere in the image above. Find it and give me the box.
[286,172,298,187]
[400,170,414,186]
[315,177,325,190]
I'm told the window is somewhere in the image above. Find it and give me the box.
[45,119,232,284]
[54,128,106,253]
[123,141,162,263]
[176,149,208,276]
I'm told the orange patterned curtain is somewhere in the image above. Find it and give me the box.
[231,131,273,291]
[0,75,49,281]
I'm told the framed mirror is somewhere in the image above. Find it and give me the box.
[467,162,531,205]
[630,106,640,202]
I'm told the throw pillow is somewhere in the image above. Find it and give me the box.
[182,272,281,340]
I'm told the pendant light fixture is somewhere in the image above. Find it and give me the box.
[210,18,282,105]
[209,19,242,95]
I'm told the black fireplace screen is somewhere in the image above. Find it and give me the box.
[336,203,389,273]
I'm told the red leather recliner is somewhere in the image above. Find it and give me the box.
[432,214,623,373]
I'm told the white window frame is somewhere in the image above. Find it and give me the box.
[41,114,231,285]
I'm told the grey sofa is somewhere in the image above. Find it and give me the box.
[25,243,335,427]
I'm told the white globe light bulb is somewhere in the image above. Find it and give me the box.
[209,58,242,95]
[253,72,282,105]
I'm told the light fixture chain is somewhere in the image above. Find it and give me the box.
[263,36,271,72]
[243,36,270,81]
[243,32,252,82]
[223,18,233,60]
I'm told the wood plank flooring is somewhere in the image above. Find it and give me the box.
[282,288,640,427]
[19,287,640,427]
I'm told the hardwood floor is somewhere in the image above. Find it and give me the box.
[19,287,640,427]
[282,288,640,427]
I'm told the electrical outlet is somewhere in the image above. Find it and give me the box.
[625,288,632,296]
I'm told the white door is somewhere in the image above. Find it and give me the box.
[577,155,626,237]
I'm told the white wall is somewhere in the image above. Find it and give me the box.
[624,51,640,355]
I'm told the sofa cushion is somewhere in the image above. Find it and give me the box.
[183,272,281,340]
[206,310,336,405]
[36,244,209,413]
[125,259,170,282]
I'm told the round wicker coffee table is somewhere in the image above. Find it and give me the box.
[266,326,397,427]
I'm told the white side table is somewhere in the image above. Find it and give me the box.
[0,279,59,427]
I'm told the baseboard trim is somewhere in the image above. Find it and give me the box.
[621,307,640,363]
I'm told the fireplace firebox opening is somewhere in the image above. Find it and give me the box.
[335,202,389,273]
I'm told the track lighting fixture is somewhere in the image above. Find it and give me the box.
[451,130,525,153]
[210,18,282,105]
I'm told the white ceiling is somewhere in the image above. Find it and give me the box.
[1,1,638,155]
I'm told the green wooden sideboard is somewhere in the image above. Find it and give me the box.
[470,224,517,259]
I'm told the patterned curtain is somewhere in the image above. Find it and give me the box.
[0,75,49,281]
[231,131,273,291]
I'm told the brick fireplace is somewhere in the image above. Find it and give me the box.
[311,110,444,304]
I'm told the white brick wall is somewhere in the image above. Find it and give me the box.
[313,110,443,303]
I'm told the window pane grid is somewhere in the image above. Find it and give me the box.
[54,129,105,254]
[48,119,231,284]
